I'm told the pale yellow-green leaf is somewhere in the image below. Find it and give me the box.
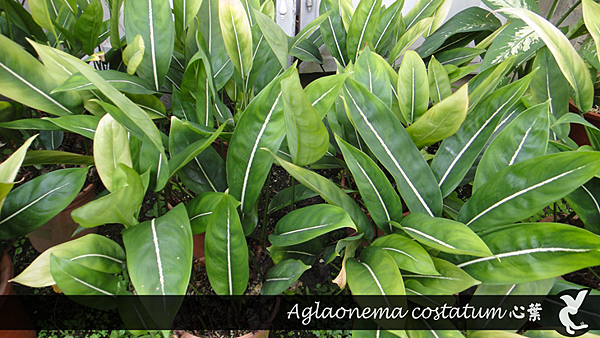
[583,0,600,67]
[123,34,145,76]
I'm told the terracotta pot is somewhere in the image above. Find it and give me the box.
[28,183,98,253]
[193,233,206,263]
[0,253,36,337]
[567,100,600,147]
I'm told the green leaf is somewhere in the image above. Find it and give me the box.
[336,136,403,234]
[186,192,225,234]
[269,238,323,265]
[404,258,480,295]
[406,83,468,149]
[319,0,348,67]
[289,39,323,64]
[268,184,318,214]
[23,150,94,166]
[0,135,37,210]
[355,47,392,108]
[0,0,47,42]
[11,234,125,288]
[481,0,539,15]
[0,167,88,239]
[398,213,492,257]
[583,0,600,67]
[564,178,600,234]
[458,151,600,231]
[373,0,404,55]
[431,73,533,198]
[281,68,329,166]
[403,0,442,30]
[261,259,311,295]
[388,17,433,65]
[469,56,516,111]
[226,67,294,214]
[397,50,428,124]
[42,115,100,139]
[94,114,133,193]
[346,0,381,62]
[474,101,550,190]
[531,47,569,127]
[270,204,356,246]
[72,164,144,228]
[253,8,289,68]
[454,222,600,285]
[73,0,103,55]
[219,0,253,80]
[52,70,156,96]
[0,35,80,116]
[480,21,543,72]
[427,56,451,105]
[205,194,249,295]
[499,8,594,113]
[267,150,374,240]
[123,34,145,76]
[173,0,202,36]
[434,48,485,67]
[29,0,58,38]
[305,73,349,119]
[552,113,600,132]
[343,78,442,217]
[371,233,438,275]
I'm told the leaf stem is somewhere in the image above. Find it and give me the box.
[291,177,295,212]
[556,0,581,26]
[546,0,560,20]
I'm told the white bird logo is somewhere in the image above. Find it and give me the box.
[559,289,590,335]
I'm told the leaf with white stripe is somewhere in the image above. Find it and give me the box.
[388,17,434,65]
[336,136,403,235]
[397,213,492,257]
[346,0,382,63]
[73,0,103,55]
[226,67,294,214]
[371,234,438,275]
[564,177,600,235]
[427,56,451,105]
[355,47,393,108]
[174,0,203,37]
[404,258,480,295]
[186,192,226,234]
[268,150,374,239]
[94,114,132,193]
[431,73,533,198]
[269,238,323,265]
[343,78,443,217]
[261,259,311,295]
[451,222,600,285]
[205,194,249,295]
[583,0,600,67]
[458,152,600,232]
[12,234,125,288]
[0,35,80,117]
[469,56,517,111]
[50,255,119,309]
[480,21,542,72]
[0,135,36,211]
[319,0,348,67]
[270,204,356,246]
[305,73,349,119]
[499,8,594,113]
[123,203,192,297]
[474,101,550,191]
[0,167,87,239]
[397,50,428,124]
[434,48,485,67]
[43,115,100,140]
[52,70,156,95]
[403,0,443,30]
[253,8,289,68]
[219,0,253,81]
[373,0,404,55]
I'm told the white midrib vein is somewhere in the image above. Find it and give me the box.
[346,89,434,217]
[148,0,159,91]
[356,162,390,222]
[266,277,291,282]
[312,87,335,107]
[407,0,433,28]
[0,183,70,225]
[151,219,166,295]
[466,166,583,227]
[329,17,346,67]
[582,185,600,215]
[403,227,456,249]
[278,223,334,236]
[68,80,150,91]
[240,93,282,209]
[0,62,73,115]
[382,247,417,261]
[457,247,590,268]
[190,211,212,221]
[231,10,245,79]
[374,7,400,49]
[438,90,521,187]
[72,275,116,297]
[71,254,124,264]
[355,1,378,61]
[361,262,391,308]
[508,122,535,166]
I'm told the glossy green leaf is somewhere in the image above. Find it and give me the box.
[270,204,356,246]
[388,18,433,65]
[29,0,58,37]
[404,258,480,295]
[41,115,100,139]
[123,34,145,76]
[355,47,392,107]
[397,50,428,124]
[474,101,550,191]
[186,192,225,234]
[0,119,62,132]
[268,150,374,239]
[499,8,594,113]
[22,150,94,166]
[427,56,451,105]
[582,0,600,66]
[432,73,533,198]
[124,0,174,91]
[480,21,543,72]
[72,164,144,228]
[319,0,348,67]
[219,0,253,80]
[94,114,132,193]
[289,39,323,64]
[343,78,442,217]
[564,178,600,234]
[403,0,442,30]
[406,84,468,149]
[253,8,289,68]
[373,0,404,55]
[435,48,485,67]
[398,213,492,257]
[269,238,323,266]
[336,136,403,234]
[454,222,600,285]
[74,0,103,55]
[281,68,328,166]
[469,56,516,111]
[459,152,600,231]
[174,0,202,36]
[305,73,349,119]
[0,0,46,42]
[0,35,80,116]
[11,234,125,288]
[289,9,331,50]
[0,134,36,210]
[531,47,569,129]
[39,130,63,150]
[205,194,249,295]
[227,67,294,214]
[324,233,363,264]
[0,167,88,239]
[268,184,318,214]
[481,0,538,15]
[371,233,438,275]
[261,259,311,295]
[53,70,156,96]
[346,0,381,62]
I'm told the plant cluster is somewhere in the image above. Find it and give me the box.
[1,0,600,337]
